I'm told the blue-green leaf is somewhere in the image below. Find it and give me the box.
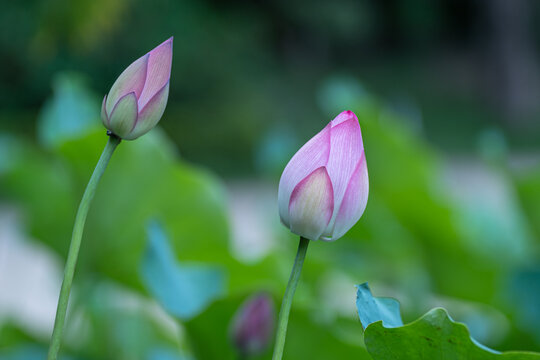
[141,222,226,320]
[37,72,102,148]
[147,348,193,360]
[355,283,403,330]
[356,283,540,359]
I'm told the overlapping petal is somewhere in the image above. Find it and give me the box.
[278,123,331,227]
[125,82,170,140]
[321,112,364,238]
[331,152,369,240]
[278,110,368,241]
[138,37,173,109]
[326,113,363,219]
[101,95,109,127]
[288,167,334,240]
[102,37,173,140]
[105,54,148,115]
[107,92,138,139]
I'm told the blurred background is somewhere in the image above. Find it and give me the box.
[1,0,540,359]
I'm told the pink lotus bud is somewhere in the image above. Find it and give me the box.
[230,293,275,357]
[278,110,368,241]
[101,37,173,140]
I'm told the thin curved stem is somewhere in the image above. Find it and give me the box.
[272,236,309,360]
[47,134,121,360]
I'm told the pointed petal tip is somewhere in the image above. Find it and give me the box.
[152,37,174,52]
[138,38,173,109]
[115,91,137,104]
[163,36,174,48]
[105,54,149,114]
[110,91,138,119]
[146,37,173,64]
[342,110,356,118]
[331,110,359,127]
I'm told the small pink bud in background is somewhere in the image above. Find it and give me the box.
[278,110,369,241]
[101,37,173,140]
[230,293,275,357]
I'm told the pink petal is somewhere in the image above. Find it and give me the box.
[331,153,369,240]
[105,54,149,115]
[278,123,331,227]
[288,167,334,241]
[138,37,173,110]
[231,293,275,355]
[124,81,170,140]
[331,110,357,127]
[107,92,138,139]
[323,112,363,236]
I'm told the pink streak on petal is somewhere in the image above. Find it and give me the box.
[331,110,357,127]
[278,123,332,227]
[332,153,369,240]
[325,115,364,221]
[288,167,334,240]
[105,54,149,114]
[138,37,173,109]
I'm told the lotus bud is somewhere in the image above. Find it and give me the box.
[101,37,173,140]
[230,293,275,357]
[278,110,369,241]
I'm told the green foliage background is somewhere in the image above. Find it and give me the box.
[1,0,540,359]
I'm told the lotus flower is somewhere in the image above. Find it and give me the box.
[101,37,173,140]
[230,293,275,357]
[278,110,368,241]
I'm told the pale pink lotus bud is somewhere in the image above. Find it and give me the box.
[101,37,173,140]
[278,110,369,241]
[230,293,275,357]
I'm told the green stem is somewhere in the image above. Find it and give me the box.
[272,236,310,360]
[47,134,121,360]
